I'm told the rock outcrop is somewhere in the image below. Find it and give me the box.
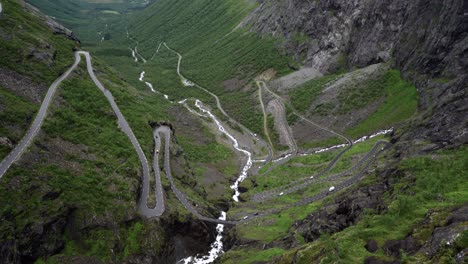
[25,2,80,43]
[295,168,391,242]
[242,0,468,146]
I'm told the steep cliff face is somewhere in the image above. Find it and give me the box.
[242,0,467,146]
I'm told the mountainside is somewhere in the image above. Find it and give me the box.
[242,0,467,146]
[0,1,224,263]
[0,0,466,263]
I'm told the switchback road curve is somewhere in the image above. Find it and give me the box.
[0,52,81,179]
[0,51,165,217]
[0,50,390,226]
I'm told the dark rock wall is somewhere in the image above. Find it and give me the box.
[242,0,467,146]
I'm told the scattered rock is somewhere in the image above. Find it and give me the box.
[426,206,468,258]
[364,256,400,264]
[296,172,389,242]
[365,239,379,253]
[243,0,467,146]
[0,67,47,104]
[0,137,13,148]
[455,248,467,264]
[25,3,80,43]
[383,236,420,258]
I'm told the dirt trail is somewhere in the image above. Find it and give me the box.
[266,98,297,153]
[258,83,274,151]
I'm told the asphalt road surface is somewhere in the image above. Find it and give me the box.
[0,52,81,179]
[0,49,391,226]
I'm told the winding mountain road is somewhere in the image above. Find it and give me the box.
[162,43,273,165]
[0,52,81,179]
[154,126,256,225]
[133,42,389,223]
[0,48,390,228]
[258,81,351,144]
[81,51,164,217]
[258,85,274,150]
[257,80,353,175]
[0,51,165,217]
[252,140,389,202]
[256,80,298,156]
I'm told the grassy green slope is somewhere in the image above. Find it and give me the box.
[0,61,173,262]
[0,0,77,83]
[0,0,78,160]
[26,0,148,43]
[288,69,418,143]
[0,1,209,262]
[275,146,468,264]
[346,70,418,138]
[127,0,293,134]
[0,86,37,159]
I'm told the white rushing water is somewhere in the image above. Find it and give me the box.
[144,82,155,93]
[149,42,249,263]
[176,99,253,263]
[272,153,292,163]
[0,3,3,14]
[194,100,253,202]
[178,212,227,264]
[182,78,195,87]
[131,49,138,62]
[135,47,147,63]
[300,128,394,156]
[138,71,171,101]
[179,99,208,118]
[139,71,145,82]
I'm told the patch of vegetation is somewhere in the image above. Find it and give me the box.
[234,201,324,243]
[220,91,264,136]
[123,222,144,257]
[346,70,418,138]
[289,74,339,113]
[255,135,382,195]
[220,247,286,264]
[0,61,168,262]
[285,105,299,124]
[275,146,468,263]
[0,86,38,159]
[292,32,311,45]
[337,74,383,114]
[254,151,335,193]
[267,114,283,151]
[178,135,233,163]
[0,0,77,83]
[299,136,344,150]
[324,135,385,176]
[314,102,335,116]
